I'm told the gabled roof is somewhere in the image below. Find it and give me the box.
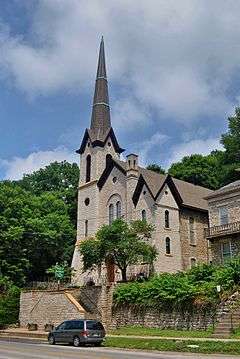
[97,158,126,190]
[76,127,124,154]
[97,159,212,211]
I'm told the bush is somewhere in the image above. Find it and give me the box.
[114,259,240,311]
[0,277,20,328]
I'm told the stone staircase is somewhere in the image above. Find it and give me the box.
[213,292,240,338]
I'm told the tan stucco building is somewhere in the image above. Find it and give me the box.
[72,39,213,285]
[205,180,240,263]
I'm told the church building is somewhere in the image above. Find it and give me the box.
[72,38,213,285]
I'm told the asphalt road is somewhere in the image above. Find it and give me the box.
[0,339,239,359]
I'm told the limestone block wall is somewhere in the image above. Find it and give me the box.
[112,306,214,330]
[19,289,85,329]
[179,208,210,270]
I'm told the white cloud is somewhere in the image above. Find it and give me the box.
[112,97,151,132]
[0,0,239,123]
[166,138,223,168]
[1,147,77,180]
[131,132,169,166]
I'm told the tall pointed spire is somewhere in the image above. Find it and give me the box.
[90,37,111,137]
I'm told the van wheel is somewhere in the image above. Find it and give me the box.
[48,335,55,345]
[73,336,81,347]
[94,342,102,347]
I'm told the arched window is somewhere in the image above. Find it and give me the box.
[86,155,91,182]
[165,237,171,255]
[84,220,88,237]
[106,154,112,167]
[109,204,114,225]
[141,209,146,221]
[116,201,121,219]
[165,210,170,228]
[190,258,196,268]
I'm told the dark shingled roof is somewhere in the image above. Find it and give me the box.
[115,160,212,211]
[205,180,240,199]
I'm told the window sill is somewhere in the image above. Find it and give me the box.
[190,243,197,247]
[165,254,173,257]
[164,227,171,230]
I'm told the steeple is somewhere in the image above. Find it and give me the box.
[77,38,124,155]
[90,37,111,138]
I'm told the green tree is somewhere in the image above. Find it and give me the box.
[146,163,165,174]
[221,107,240,164]
[18,161,79,194]
[18,161,79,226]
[168,154,221,189]
[79,219,157,282]
[0,181,76,284]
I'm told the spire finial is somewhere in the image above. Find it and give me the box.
[90,37,111,134]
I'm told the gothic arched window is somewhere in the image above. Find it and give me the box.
[86,155,91,182]
[84,220,88,237]
[165,237,171,255]
[116,201,121,219]
[106,154,112,167]
[141,209,146,221]
[165,210,170,228]
[109,204,114,225]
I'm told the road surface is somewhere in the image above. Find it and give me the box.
[0,339,239,359]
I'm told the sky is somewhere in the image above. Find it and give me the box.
[1,0,240,180]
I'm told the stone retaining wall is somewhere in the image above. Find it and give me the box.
[19,289,85,329]
[111,306,215,330]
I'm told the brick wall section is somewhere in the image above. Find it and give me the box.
[111,306,213,330]
[180,209,210,270]
[19,289,85,329]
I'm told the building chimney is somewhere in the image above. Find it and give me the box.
[126,153,138,174]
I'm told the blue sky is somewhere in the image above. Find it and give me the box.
[1,0,240,180]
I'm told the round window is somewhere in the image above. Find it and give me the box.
[84,198,90,206]
[143,190,146,195]
[108,142,111,147]
[112,177,117,183]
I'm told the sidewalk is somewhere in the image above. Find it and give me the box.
[1,328,240,342]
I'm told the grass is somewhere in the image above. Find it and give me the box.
[109,325,213,338]
[231,327,240,339]
[104,337,240,355]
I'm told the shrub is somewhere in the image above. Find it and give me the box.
[0,277,20,328]
[114,258,240,311]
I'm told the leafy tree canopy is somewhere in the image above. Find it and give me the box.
[221,107,240,164]
[146,163,165,174]
[18,161,79,194]
[0,181,76,284]
[17,161,79,227]
[168,154,221,189]
[79,219,157,282]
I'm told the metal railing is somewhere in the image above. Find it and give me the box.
[205,221,240,238]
